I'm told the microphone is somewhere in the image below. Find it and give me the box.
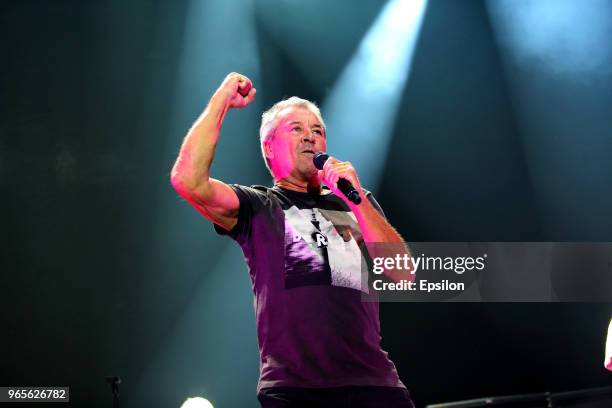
[313,152,362,205]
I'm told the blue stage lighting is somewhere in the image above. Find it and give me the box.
[323,0,428,192]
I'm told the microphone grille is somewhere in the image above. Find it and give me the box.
[313,152,329,170]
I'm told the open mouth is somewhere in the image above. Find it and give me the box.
[301,150,315,155]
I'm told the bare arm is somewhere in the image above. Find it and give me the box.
[170,73,256,231]
[350,195,413,284]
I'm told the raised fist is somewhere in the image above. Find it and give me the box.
[215,72,256,109]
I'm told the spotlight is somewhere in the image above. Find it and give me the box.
[179,396,214,408]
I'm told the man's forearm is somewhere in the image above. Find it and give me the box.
[351,199,413,283]
[351,199,404,244]
[171,93,230,190]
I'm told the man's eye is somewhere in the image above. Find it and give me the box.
[313,130,322,135]
[292,127,302,132]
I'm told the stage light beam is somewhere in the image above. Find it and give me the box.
[487,0,612,238]
[323,0,428,193]
[136,0,262,406]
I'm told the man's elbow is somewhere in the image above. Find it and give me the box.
[170,171,191,195]
[170,171,210,200]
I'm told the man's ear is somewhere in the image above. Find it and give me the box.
[263,142,274,159]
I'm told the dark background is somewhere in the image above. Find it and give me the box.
[1,0,610,407]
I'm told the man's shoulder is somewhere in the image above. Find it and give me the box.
[230,183,272,194]
[251,184,271,193]
[228,184,276,206]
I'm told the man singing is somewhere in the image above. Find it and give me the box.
[171,73,414,407]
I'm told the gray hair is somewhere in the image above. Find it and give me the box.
[259,96,326,177]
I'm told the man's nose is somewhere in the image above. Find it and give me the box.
[302,131,315,142]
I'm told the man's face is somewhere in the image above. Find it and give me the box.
[265,106,326,180]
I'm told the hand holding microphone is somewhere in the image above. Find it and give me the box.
[313,152,362,205]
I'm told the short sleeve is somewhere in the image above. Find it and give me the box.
[213,184,269,242]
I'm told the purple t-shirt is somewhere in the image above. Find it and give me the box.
[215,184,405,391]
